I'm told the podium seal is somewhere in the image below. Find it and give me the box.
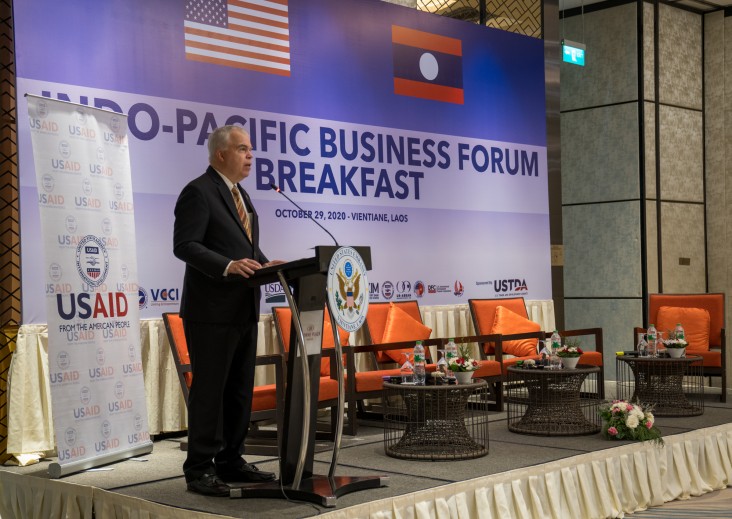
[327,246,368,332]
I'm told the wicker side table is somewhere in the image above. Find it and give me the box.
[615,355,704,416]
[506,366,601,436]
[383,379,489,461]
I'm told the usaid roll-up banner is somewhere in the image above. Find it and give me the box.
[26,96,152,477]
[15,0,550,323]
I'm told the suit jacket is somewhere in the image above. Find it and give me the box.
[173,166,268,324]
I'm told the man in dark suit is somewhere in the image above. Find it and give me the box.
[174,125,281,497]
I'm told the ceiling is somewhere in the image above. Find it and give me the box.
[560,0,732,13]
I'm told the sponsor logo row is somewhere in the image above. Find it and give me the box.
[263,278,529,303]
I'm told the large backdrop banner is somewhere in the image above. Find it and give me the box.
[25,96,152,477]
[15,0,550,323]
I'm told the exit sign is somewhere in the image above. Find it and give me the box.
[562,39,585,67]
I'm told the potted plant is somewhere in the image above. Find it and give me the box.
[556,339,583,369]
[599,400,663,445]
[663,337,688,358]
[448,343,480,384]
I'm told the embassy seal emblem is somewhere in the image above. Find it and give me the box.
[327,247,368,332]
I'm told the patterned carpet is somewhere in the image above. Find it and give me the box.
[634,487,732,518]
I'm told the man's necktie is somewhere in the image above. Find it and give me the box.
[231,185,252,241]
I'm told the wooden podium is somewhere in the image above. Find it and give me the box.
[231,246,388,506]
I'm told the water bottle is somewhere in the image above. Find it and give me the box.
[550,330,561,369]
[647,324,657,357]
[413,341,426,385]
[675,323,685,341]
[445,338,458,380]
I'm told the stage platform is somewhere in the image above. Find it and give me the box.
[2,394,732,519]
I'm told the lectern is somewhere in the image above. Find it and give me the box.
[231,246,388,506]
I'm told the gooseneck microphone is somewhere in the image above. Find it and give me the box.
[269,183,340,247]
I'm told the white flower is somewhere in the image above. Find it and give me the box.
[631,408,644,420]
[645,412,654,425]
[626,415,640,429]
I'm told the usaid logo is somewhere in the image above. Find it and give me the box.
[381,281,394,300]
[128,344,137,362]
[75,235,109,287]
[114,380,125,399]
[65,427,77,447]
[49,263,63,281]
[82,178,93,196]
[96,347,105,366]
[41,174,55,192]
[57,350,71,370]
[65,215,78,233]
[101,218,113,235]
[58,141,71,158]
[101,420,111,439]
[37,100,49,118]
[134,413,143,431]
[110,116,122,134]
[74,108,88,124]
[80,386,92,405]
[121,264,130,281]
[264,282,285,303]
[114,183,124,200]
[96,146,105,162]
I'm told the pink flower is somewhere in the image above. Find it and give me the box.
[627,404,633,411]
[645,421,653,429]
[608,427,618,436]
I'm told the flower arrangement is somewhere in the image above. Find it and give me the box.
[663,338,688,349]
[448,343,480,372]
[599,400,663,445]
[556,345,583,358]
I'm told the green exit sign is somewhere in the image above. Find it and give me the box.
[562,39,585,67]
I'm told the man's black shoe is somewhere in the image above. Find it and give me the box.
[186,473,230,497]
[218,462,276,483]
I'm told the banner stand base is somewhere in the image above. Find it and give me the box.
[48,441,154,479]
[229,474,389,507]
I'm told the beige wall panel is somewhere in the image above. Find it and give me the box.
[646,200,659,294]
[659,5,702,110]
[560,3,637,111]
[705,12,725,294]
[565,298,643,381]
[643,2,655,102]
[561,104,639,204]
[659,106,703,202]
[660,202,706,293]
[644,101,656,199]
[563,202,642,298]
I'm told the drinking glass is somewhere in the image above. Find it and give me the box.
[637,332,648,357]
[550,345,561,370]
[436,349,448,377]
[400,352,414,384]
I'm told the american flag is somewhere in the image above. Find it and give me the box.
[184,0,290,76]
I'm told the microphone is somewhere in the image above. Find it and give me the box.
[269,183,340,247]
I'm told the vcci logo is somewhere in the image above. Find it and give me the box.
[138,286,180,308]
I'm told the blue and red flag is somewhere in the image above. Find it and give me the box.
[392,25,463,104]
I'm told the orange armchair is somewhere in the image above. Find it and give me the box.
[469,297,606,404]
[271,306,347,439]
[162,312,284,455]
[636,293,726,402]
